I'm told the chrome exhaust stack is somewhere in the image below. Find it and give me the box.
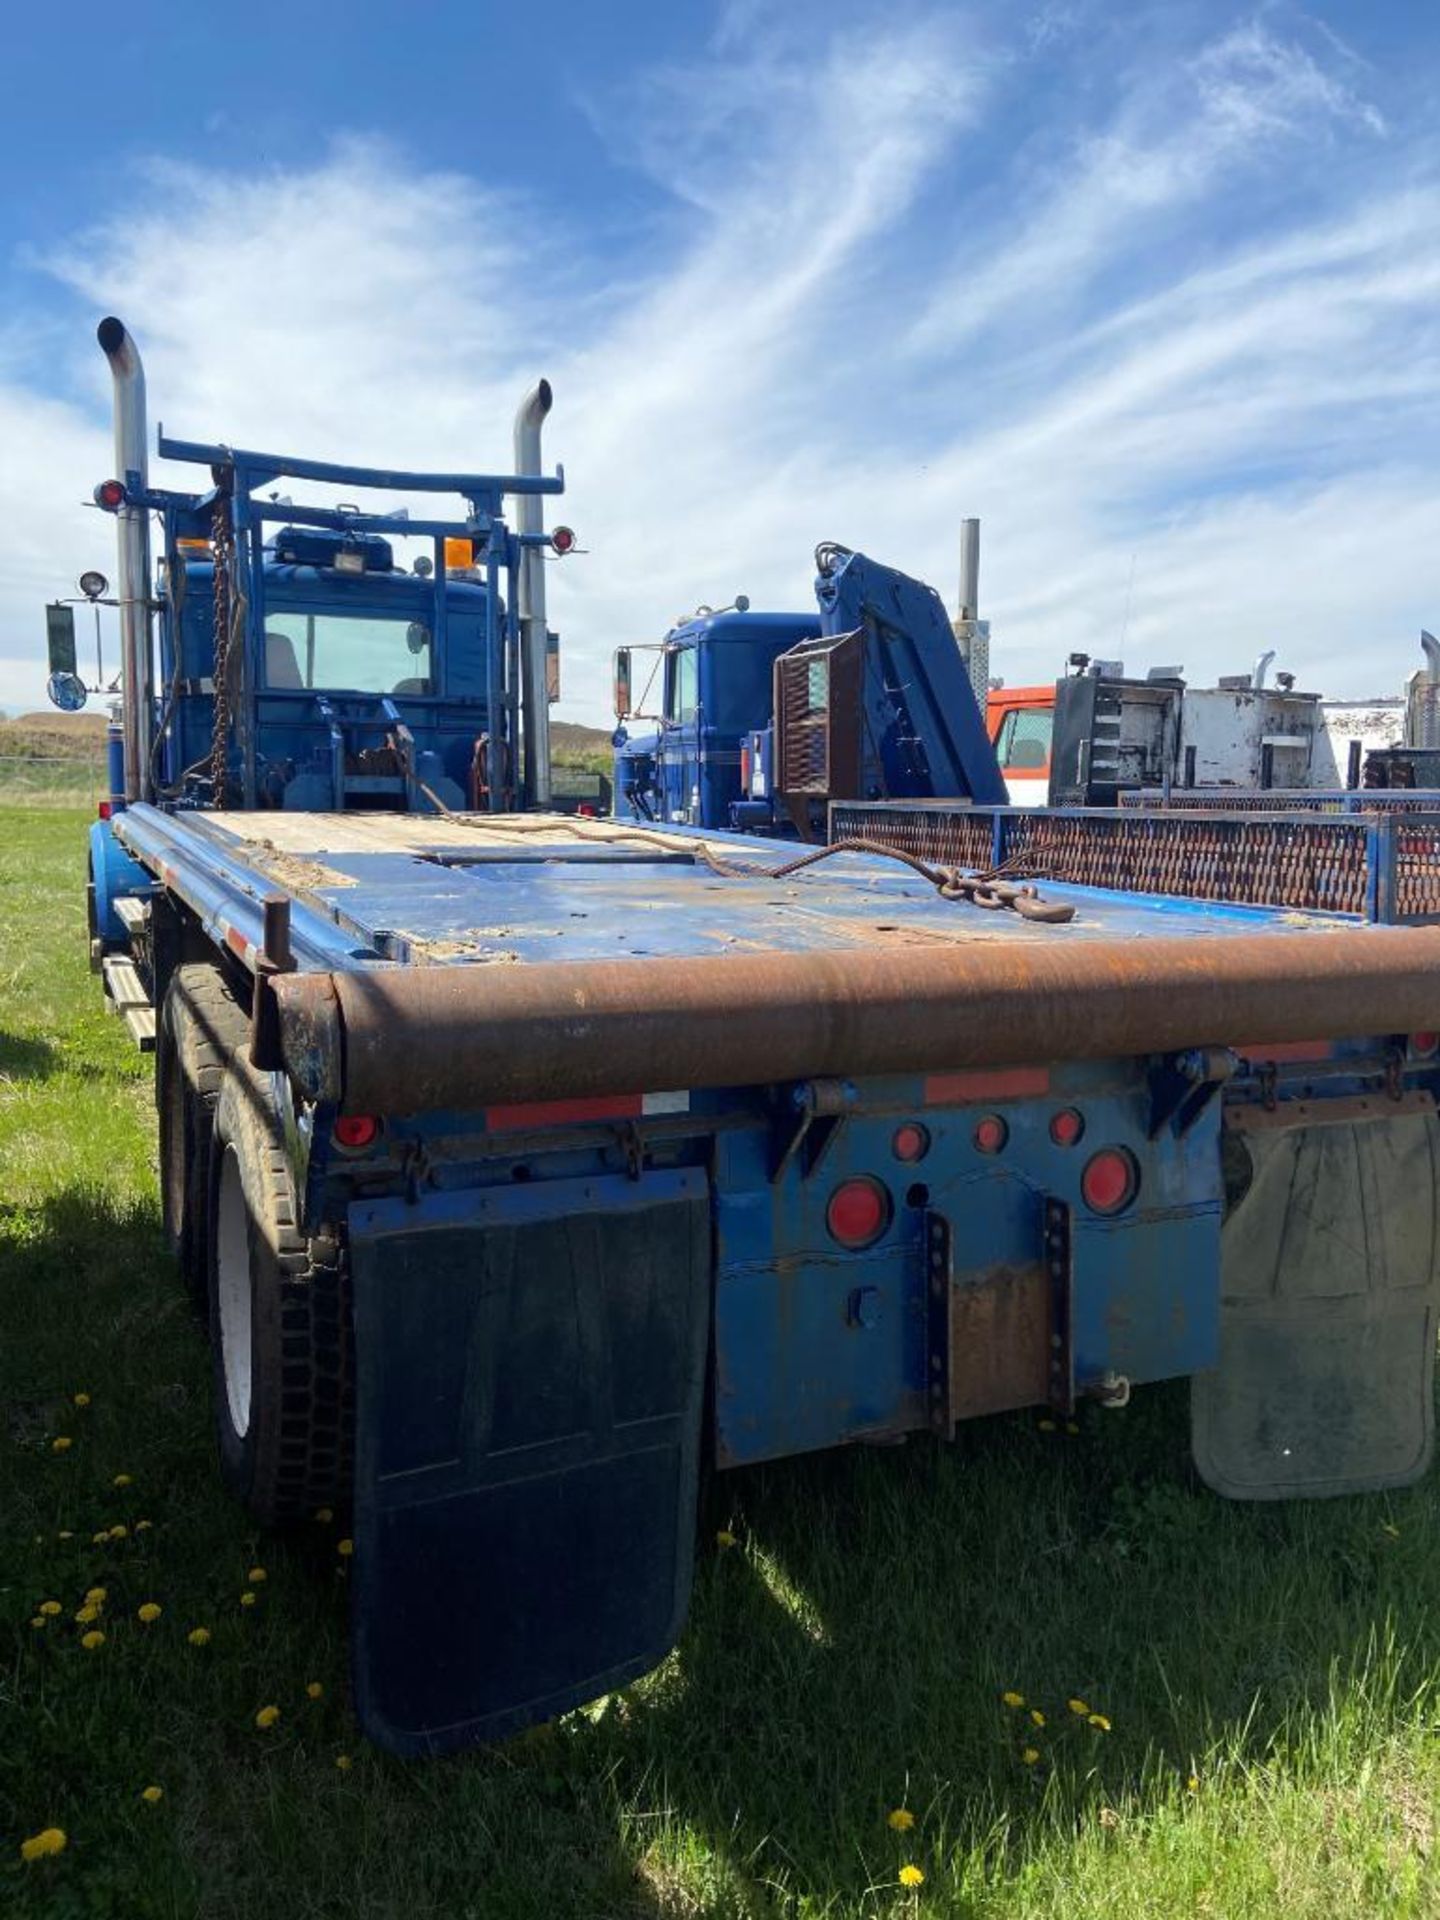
[96,317,155,802]
[511,380,553,810]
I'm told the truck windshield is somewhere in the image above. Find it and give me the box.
[262,611,433,695]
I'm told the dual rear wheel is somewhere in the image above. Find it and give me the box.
[157,964,353,1526]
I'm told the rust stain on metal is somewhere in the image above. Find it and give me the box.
[949,1263,1051,1419]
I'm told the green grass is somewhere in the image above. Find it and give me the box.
[3,804,1440,1917]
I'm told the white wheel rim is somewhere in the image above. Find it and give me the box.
[215,1147,252,1439]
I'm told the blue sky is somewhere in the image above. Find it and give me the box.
[2,0,1437,716]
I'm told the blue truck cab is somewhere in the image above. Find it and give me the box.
[613,606,820,829]
[161,531,496,813]
[613,545,1007,836]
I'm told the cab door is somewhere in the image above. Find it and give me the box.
[658,642,701,823]
[987,692,1054,807]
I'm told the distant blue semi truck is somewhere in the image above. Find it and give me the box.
[48,318,1440,1756]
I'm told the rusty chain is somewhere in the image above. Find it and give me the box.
[209,493,235,807]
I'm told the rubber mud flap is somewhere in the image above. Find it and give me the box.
[347,1169,710,1754]
[1193,1111,1440,1500]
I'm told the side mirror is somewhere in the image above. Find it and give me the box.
[613,646,632,721]
[46,602,78,677]
[47,670,88,713]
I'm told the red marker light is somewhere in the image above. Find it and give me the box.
[1412,1032,1438,1057]
[826,1177,890,1249]
[1081,1147,1138,1215]
[973,1114,1008,1155]
[94,478,127,511]
[550,525,577,555]
[1049,1107,1084,1147]
[333,1114,380,1151]
[892,1122,930,1164]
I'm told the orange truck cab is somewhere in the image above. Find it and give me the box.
[985,685,1054,806]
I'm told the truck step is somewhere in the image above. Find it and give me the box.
[101,955,155,1050]
[123,1005,157,1052]
[114,893,152,933]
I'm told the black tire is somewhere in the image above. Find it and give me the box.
[157,964,250,1317]
[207,1062,353,1525]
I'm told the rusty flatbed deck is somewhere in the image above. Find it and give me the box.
[188,808,1349,969]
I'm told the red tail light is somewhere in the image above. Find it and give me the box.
[94,478,127,511]
[973,1114,1007,1155]
[1412,1032,1438,1058]
[550,525,576,555]
[1081,1147,1138,1215]
[826,1177,890,1248]
[333,1114,380,1151]
[892,1122,929,1163]
[1049,1107,1084,1147]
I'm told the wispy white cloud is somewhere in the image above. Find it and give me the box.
[0,6,1434,723]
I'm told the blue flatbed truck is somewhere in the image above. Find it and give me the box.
[54,320,1440,1757]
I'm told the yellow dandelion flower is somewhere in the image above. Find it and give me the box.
[81,1629,106,1650]
[1036,1418,1056,1433]
[306,1681,324,1700]
[255,1705,281,1729]
[1381,1521,1400,1539]
[1066,1420,1080,1435]
[314,1508,334,1524]
[1022,1747,1041,1765]
[135,1519,153,1533]
[239,1590,257,1608]
[1088,1713,1111,1732]
[187,1627,212,1647]
[51,1436,73,1453]
[140,1785,163,1805]
[113,1473,132,1489]
[887,1807,916,1832]
[337,1538,354,1557]
[1187,1774,1199,1792]
[73,1392,91,1407]
[75,1604,100,1625]
[247,1566,267,1584]
[30,1616,46,1629]
[898,1865,924,1889]
[335,1753,353,1771]
[715,1529,737,1548]
[91,1531,108,1546]
[108,1525,128,1541]
[1067,1697,1090,1716]
[1001,1690,1025,1709]
[137,1602,162,1624]
[39,1600,61,1617]
[84,1587,107,1604]
[19,1827,67,1863]
[57,1531,73,1541]
[1029,1709,1046,1728]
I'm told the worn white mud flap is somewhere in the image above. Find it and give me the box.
[1193,1096,1440,1500]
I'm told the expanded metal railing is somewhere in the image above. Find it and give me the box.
[1118,787,1440,815]
[829,801,1440,924]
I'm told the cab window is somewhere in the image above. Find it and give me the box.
[994,706,1053,771]
[665,644,698,724]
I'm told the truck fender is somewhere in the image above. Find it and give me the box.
[88,817,154,952]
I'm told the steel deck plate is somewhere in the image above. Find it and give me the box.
[188,809,1354,971]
